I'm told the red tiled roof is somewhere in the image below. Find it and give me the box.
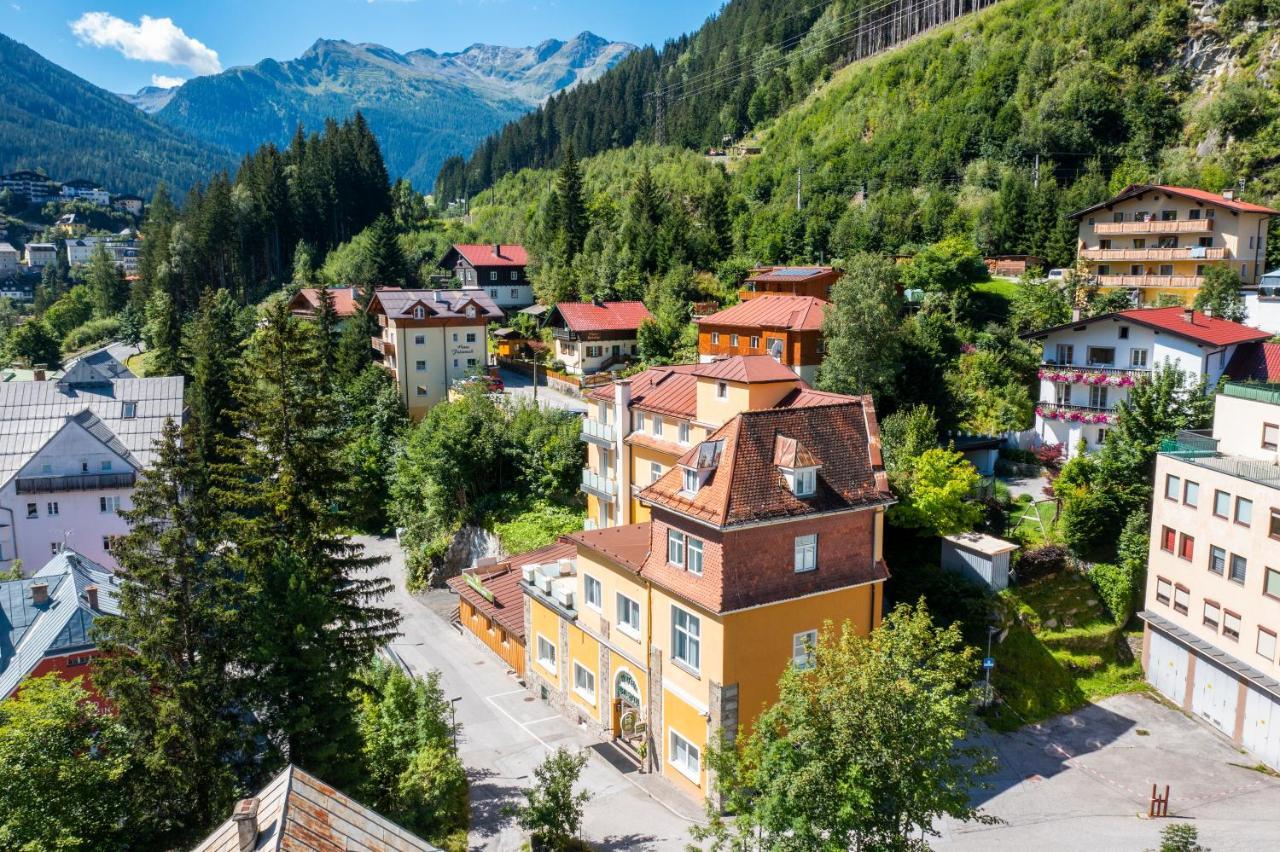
[692,356,800,383]
[697,296,829,331]
[639,399,892,528]
[567,524,651,573]
[745,266,839,283]
[445,539,575,641]
[1227,342,1280,382]
[554,301,652,333]
[452,244,529,267]
[1071,184,1280,218]
[1115,307,1271,347]
[289,287,359,317]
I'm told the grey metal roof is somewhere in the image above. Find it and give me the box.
[61,345,135,381]
[0,375,184,484]
[0,549,118,698]
[370,288,503,321]
[195,764,442,851]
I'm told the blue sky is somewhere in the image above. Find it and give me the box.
[3,1,723,93]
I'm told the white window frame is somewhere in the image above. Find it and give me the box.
[669,728,701,782]
[573,662,596,704]
[583,574,602,612]
[414,334,426,345]
[794,467,817,497]
[46,501,59,516]
[650,461,663,485]
[652,416,664,438]
[794,533,817,573]
[99,495,120,514]
[678,421,690,445]
[687,537,704,576]
[536,634,557,673]
[682,468,698,495]
[1258,627,1277,662]
[415,360,427,371]
[668,528,686,567]
[121,401,137,419]
[792,629,818,670]
[617,593,641,637]
[671,605,701,672]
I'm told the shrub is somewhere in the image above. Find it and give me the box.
[1015,545,1071,582]
[999,447,1038,466]
[61,316,122,353]
[1088,561,1139,625]
[1034,444,1064,469]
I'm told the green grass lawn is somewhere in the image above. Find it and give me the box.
[985,570,1146,730]
[1010,497,1061,546]
[971,279,1020,325]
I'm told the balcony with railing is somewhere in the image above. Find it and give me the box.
[371,336,396,359]
[1161,430,1280,490]
[1038,363,1149,385]
[1097,275,1204,290]
[1080,247,1226,262]
[1093,219,1214,236]
[1034,403,1116,425]
[580,468,617,501]
[15,471,137,494]
[581,417,616,446]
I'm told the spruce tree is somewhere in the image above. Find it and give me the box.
[337,310,375,386]
[92,420,248,848]
[222,301,399,783]
[362,214,408,290]
[314,286,340,384]
[86,244,128,319]
[184,289,243,470]
[555,142,587,261]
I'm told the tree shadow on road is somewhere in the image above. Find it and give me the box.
[593,833,661,851]
[466,766,523,844]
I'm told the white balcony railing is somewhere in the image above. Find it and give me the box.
[581,417,616,444]
[580,469,617,499]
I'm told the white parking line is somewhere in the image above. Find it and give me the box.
[487,688,527,699]
[525,715,564,725]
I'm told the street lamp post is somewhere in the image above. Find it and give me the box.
[449,696,462,752]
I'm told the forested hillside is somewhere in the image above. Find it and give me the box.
[465,0,1280,281]
[0,33,232,196]
[437,0,1006,199]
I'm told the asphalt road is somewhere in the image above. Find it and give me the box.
[360,535,704,852]
[498,367,588,414]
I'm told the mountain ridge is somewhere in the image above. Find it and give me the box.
[120,31,634,186]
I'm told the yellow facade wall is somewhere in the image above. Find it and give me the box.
[528,598,563,689]
[574,551,651,663]
[650,589,723,711]
[723,582,882,736]
[662,687,711,796]
[630,443,678,491]
[567,624,602,720]
[610,649,647,711]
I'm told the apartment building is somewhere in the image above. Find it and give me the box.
[441,243,533,310]
[546,301,651,376]
[0,170,59,205]
[740,265,841,301]
[0,242,18,278]
[59,179,110,207]
[1142,383,1280,770]
[524,398,892,801]
[1071,184,1278,306]
[579,355,851,529]
[66,236,141,274]
[0,355,184,572]
[112,195,144,216]
[1024,307,1269,458]
[367,288,502,419]
[23,243,56,270]
[696,295,829,383]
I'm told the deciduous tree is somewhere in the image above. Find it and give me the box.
[889,447,983,536]
[511,748,591,851]
[818,252,903,401]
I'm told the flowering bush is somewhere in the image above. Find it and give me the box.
[1035,406,1112,425]
[1037,368,1135,387]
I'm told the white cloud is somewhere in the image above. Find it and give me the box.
[150,74,186,89]
[70,12,222,75]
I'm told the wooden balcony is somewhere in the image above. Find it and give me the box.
[1080,247,1226,262]
[371,336,396,359]
[1093,220,1214,236]
[15,471,136,494]
[1098,275,1204,290]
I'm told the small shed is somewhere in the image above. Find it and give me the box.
[948,433,1002,476]
[941,532,1018,591]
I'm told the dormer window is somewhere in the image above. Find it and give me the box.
[794,467,817,497]
[774,435,821,497]
[466,305,476,318]
[413,306,425,319]
[682,468,698,495]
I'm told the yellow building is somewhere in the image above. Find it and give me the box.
[1071,184,1278,306]
[526,396,894,801]
[366,289,504,420]
[579,355,851,530]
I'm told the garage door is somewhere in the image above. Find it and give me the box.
[1192,655,1239,736]
[1148,630,1188,705]
[1243,686,1280,772]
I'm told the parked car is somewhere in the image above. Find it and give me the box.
[1047,268,1066,280]
[455,375,504,394]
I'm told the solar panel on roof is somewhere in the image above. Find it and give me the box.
[771,268,823,277]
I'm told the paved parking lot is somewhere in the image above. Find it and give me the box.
[936,693,1280,851]
[498,367,587,414]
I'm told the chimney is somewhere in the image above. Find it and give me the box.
[31,582,48,605]
[1203,303,1214,318]
[592,296,604,308]
[492,243,502,258]
[1071,307,1082,323]
[1223,188,1236,201]
[85,584,99,610]
[32,365,46,381]
[1182,307,1195,323]
[232,797,260,852]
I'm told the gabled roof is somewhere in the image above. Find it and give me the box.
[195,764,441,851]
[697,296,830,331]
[1227,342,1280,383]
[553,301,652,333]
[446,539,575,641]
[288,287,359,318]
[692,356,799,383]
[1023,308,1271,348]
[0,550,118,698]
[1070,184,1280,219]
[745,266,839,283]
[60,345,134,382]
[368,288,503,321]
[773,435,820,468]
[0,375,184,485]
[639,399,892,528]
[449,244,529,268]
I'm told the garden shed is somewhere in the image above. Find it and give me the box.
[941,532,1019,591]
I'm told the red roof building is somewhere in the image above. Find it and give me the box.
[1226,341,1280,383]
[441,244,533,311]
[548,301,653,376]
[287,287,359,319]
[696,295,830,383]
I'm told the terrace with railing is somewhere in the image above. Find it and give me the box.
[1160,429,1280,491]
[1093,219,1214,236]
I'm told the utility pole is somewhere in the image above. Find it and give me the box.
[796,166,803,212]
[1033,153,1040,190]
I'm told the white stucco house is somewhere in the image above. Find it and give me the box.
[1023,307,1271,458]
[0,351,184,573]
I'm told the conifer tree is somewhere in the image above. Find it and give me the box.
[337,309,375,386]
[92,420,248,848]
[362,214,408,290]
[222,301,400,783]
[184,289,243,470]
[314,286,340,384]
[86,244,129,319]
[554,142,587,261]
